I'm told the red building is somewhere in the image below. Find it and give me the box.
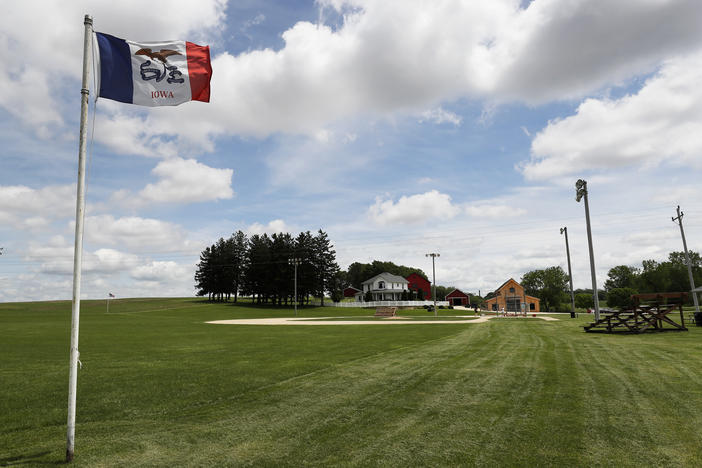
[445,288,471,306]
[406,273,432,300]
[343,286,361,298]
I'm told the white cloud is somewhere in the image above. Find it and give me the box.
[368,190,460,225]
[83,215,189,250]
[94,110,180,158]
[0,185,75,230]
[34,244,139,276]
[521,52,702,180]
[137,157,234,204]
[246,219,291,235]
[418,107,462,126]
[75,0,702,152]
[0,0,226,133]
[131,261,188,282]
[465,203,526,218]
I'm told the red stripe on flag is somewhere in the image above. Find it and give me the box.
[186,42,212,102]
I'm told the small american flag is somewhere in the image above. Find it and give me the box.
[109,293,115,298]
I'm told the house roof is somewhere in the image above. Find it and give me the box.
[343,286,361,292]
[361,272,409,285]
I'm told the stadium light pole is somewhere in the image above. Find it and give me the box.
[288,258,301,317]
[575,179,600,322]
[560,227,576,318]
[426,253,440,316]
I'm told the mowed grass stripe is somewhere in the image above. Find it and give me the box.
[2,299,702,466]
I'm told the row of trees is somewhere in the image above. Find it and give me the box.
[195,230,341,305]
[603,251,701,308]
[517,251,701,311]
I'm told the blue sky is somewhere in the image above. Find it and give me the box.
[2,0,702,301]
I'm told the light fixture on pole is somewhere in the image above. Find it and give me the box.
[288,258,301,317]
[560,227,576,318]
[425,253,440,316]
[575,179,600,322]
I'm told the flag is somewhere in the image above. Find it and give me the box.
[108,293,115,298]
[95,32,211,106]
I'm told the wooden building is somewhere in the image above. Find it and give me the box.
[445,288,471,306]
[343,286,361,298]
[484,278,540,312]
[406,272,432,300]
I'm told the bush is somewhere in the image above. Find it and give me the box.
[438,305,445,309]
[606,287,638,309]
[574,293,593,309]
[448,305,454,309]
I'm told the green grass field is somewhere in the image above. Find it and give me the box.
[2,298,702,466]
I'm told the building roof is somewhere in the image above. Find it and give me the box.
[361,272,409,285]
[495,278,519,292]
[446,288,470,298]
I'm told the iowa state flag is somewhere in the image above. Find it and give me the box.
[96,32,211,106]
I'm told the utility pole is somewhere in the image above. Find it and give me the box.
[288,258,301,316]
[673,206,700,314]
[575,179,600,322]
[560,227,576,318]
[425,253,440,316]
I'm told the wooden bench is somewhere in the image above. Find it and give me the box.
[375,307,397,317]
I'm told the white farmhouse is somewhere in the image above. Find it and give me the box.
[356,272,409,301]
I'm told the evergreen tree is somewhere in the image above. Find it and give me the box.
[230,230,248,302]
[243,234,272,303]
[294,231,316,305]
[194,245,214,300]
[313,230,340,306]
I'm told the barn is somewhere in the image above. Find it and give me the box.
[484,278,540,312]
[343,286,361,298]
[445,288,471,306]
[406,272,432,300]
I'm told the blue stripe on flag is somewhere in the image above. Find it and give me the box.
[96,32,133,104]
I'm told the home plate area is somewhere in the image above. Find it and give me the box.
[206,315,560,326]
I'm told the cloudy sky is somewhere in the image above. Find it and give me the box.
[2,0,702,302]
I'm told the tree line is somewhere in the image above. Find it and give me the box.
[195,229,340,305]
[602,251,701,308]
[516,251,701,311]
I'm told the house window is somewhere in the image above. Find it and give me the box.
[378,281,385,289]
[530,303,535,310]
[509,287,515,293]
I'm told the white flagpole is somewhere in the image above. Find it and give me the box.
[66,13,93,463]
